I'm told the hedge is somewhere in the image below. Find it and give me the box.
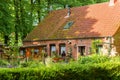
[0,62,120,80]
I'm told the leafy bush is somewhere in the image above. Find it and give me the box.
[0,55,120,80]
[0,62,120,80]
[78,54,110,64]
[0,59,9,67]
[19,61,45,68]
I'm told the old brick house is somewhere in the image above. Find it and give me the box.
[22,0,120,60]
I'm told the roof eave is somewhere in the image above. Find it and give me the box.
[23,36,110,42]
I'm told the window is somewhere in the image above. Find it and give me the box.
[50,44,56,56]
[34,48,39,54]
[20,50,25,56]
[33,48,39,58]
[20,49,26,57]
[78,46,85,56]
[64,21,74,29]
[59,44,66,55]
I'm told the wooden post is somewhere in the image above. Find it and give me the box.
[26,48,30,62]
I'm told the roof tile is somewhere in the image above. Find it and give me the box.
[25,1,120,41]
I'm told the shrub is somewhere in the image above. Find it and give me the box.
[19,61,45,68]
[0,55,120,80]
[78,54,110,64]
[0,59,9,67]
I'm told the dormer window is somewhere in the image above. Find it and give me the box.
[63,21,74,29]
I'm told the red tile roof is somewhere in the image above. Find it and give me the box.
[25,1,120,41]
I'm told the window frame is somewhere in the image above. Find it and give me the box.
[63,21,74,29]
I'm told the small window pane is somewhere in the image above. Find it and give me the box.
[50,44,56,56]
[64,21,74,29]
[59,44,66,55]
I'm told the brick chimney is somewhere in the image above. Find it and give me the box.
[109,0,120,6]
[64,5,71,18]
[109,0,115,6]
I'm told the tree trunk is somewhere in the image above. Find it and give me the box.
[30,0,33,23]
[4,35,9,45]
[14,0,20,44]
[37,0,41,22]
[20,0,25,37]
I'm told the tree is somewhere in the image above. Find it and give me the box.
[0,0,13,44]
[13,0,35,42]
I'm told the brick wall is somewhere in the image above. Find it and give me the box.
[23,38,96,59]
[23,36,120,59]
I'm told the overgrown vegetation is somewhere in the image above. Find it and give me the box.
[0,55,120,80]
[91,39,102,54]
[0,60,9,67]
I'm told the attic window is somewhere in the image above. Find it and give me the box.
[63,21,74,29]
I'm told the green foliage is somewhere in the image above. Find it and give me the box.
[0,0,13,35]
[91,39,102,54]
[51,51,59,58]
[0,0,13,44]
[0,55,120,80]
[0,33,4,42]
[19,61,45,68]
[0,60,9,67]
[8,32,22,46]
[78,54,110,64]
[0,62,120,80]
[3,33,21,66]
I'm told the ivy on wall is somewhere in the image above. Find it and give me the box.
[91,39,102,54]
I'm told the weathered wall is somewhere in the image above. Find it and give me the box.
[23,39,96,59]
[23,34,120,59]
